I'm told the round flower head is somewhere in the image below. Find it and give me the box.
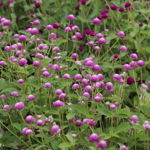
[42,71,50,77]
[85,85,93,93]
[50,124,60,135]
[130,53,138,60]
[27,94,36,101]
[33,61,41,67]
[119,7,125,12]
[127,77,134,85]
[36,119,45,126]
[106,82,113,90]
[72,83,80,89]
[14,102,25,110]
[92,64,101,71]
[125,2,131,8]
[97,140,107,148]
[46,25,53,30]
[59,93,67,99]
[117,31,125,38]
[75,120,83,126]
[98,38,106,44]
[19,58,27,67]
[19,35,28,41]
[52,23,60,29]
[109,104,116,109]
[67,14,75,21]
[25,129,33,135]
[3,105,11,110]
[88,120,96,126]
[33,20,41,25]
[89,133,99,142]
[55,89,63,95]
[136,60,145,66]
[94,95,102,102]
[44,83,52,88]
[53,100,64,107]
[94,46,100,50]
[11,91,19,96]
[22,127,29,135]
[120,145,128,150]
[74,74,82,81]
[122,64,131,70]
[113,74,122,81]
[119,45,127,52]
[92,18,101,24]
[0,61,6,65]
[131,115,138,123]
[25,115,35,123]
[17,79,25,83]
[90,75,99,82]
[62,74,71,79]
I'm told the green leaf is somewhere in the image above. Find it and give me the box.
[66,134,76,143]
[0,88,19,94]
[114,122,130,134]
[71,104,90,116]
[66,113,75,120]
[98,107,110,116]
[107,95,121,102]
[89,146,97,150]
[53,39,67,46]
[58,142,75,148]
[12,123,21,131]
[34,145,46,150]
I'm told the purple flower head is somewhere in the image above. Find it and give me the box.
[14,102,25,110]
[120,145,128,150]
[67,14,75,21]
[130,53,138,60]
[110,5,117,10]
[92,18,101,24]
[50,124,60,135]
[33,20,41,25]
[55,89,63,95]
[36,119,45,126]
[125,2,131,8]
[97,140,107,148]
[52,23,60,29]
[53,100,64,107]
[44,83,52,88]
[119,45,127,52]
[89,133,99,142]
[75,120,83,126]
[27,94,36,101]
[98,38,106,44]
[136,60,145,67]
[17,79,25,83]
[62,74,71,79]
[25,115,35,123]
[3,105,11,110]
[11,91,19,96]
[117,31,125,38]
[119,7,125,12]
[59,93,67,99]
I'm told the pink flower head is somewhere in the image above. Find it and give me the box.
[89,133,99,142]
[117,31,125,38]
[53,100,64,107]
[97,140,107,148]
[14,102,25,110]
[67,14,75,21]
[50,124,60,135]
[27,94,36,101]
[92,18,101,24]
[62,74,71,79]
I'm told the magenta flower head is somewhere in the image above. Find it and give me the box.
[119,7,125,12]
[136,60,145,67]
[127,77,134,85]
[17,79,25,83]
[92,18,101,24]
[0,94,7,99]
[33,61,41,67]
[125,2,131,8]
[14,102,25,110]
[106,82,113,90]
[90,75,99,82]
[88,120,96,126]
[72,83,80,89]
[25,129,33,135]
[131,115,138,123]
[85,85,93,93]
[119,45,127,52]
[52,23,60,29]
[0,61,6,66]
[44,83,52,88]
[25,115,35,123]
[53,100,64,107]
[59,93,67,99]
[19,35,28,41]
[67,14,75,21]
[22,127,29,135]
[89,133,99,142]
[97,140,107,148]
[19,58,27,67]
[82,92,91,100]
[120,145,128,150]
[11,91,19,96]
[85,60,95,67]
[62,74,71,79]
[36,119,45,126]
[75,120,83,126]
[130,53,138,60]
[74,74,82,81]
[33,20,41,25]
[71,53,79,59]
[50,124,60,135]
[92,64,101,71]
[117,31,125,38]
[27,94,36,101]
[46,25,53,30]
[98,38,106,44]
[109,104,117,109]
[3,105,11,110]
[53,46,60,52]
[113,74,122,81]
[94,95,102,102]
[42,71,50,77]
[55,89,63,95]
[122,64,131,70]
[110,5,117,10]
